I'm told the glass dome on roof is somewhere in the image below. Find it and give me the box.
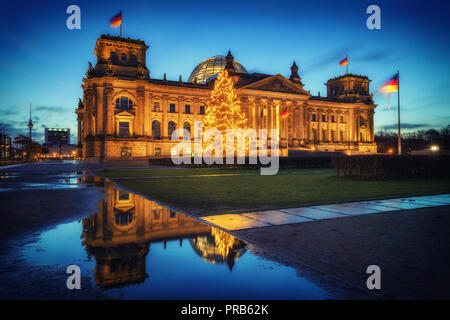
[188,55,247,84]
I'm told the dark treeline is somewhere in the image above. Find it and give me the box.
[375,126,450,153]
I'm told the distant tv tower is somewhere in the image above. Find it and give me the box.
[28,103,33,156]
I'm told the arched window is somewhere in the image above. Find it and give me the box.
[168,121,176,138]
[121,53,127,61]
[130,54,137,64]
[152,120,161,140]
[115,96,133,110]
[183,122,191,140]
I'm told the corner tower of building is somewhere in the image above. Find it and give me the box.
[91,35,150,79]
[326,74,373,103]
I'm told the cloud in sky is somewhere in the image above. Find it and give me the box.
[303,44,358,72]
[379,123,431,130]
[35,105,68,112]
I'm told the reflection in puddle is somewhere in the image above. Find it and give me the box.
[81,179,247,289]
[22,177,329,299]
[0,171,96,190]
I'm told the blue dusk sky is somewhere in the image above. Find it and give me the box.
[0,0,449,143]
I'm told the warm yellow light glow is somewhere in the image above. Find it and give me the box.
[431,145,439,152]
[202,70,248,152]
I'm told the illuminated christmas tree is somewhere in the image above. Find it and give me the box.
[202,70,248,153]
[203,70,248,132]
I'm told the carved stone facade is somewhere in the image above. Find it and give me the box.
[76,35,377,160]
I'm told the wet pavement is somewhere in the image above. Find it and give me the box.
[201,194,450,231]
[0,161,368,299]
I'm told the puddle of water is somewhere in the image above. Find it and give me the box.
[20,178,330,299]
[0,172,101,190]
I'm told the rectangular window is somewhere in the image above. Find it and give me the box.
[340,115,344,123]
[153,102,160,112]
[118,122,130,137]
[331,115,335,123]
[154,147,161,157]
[331,130,335,142]
[153,210,160,220]
[199,105,205,115]
[322,129,327,141]
[170,211,176,218]
[169,103,176,113]
[312,114,316,122]
[322,114,326,122]
[340,130,344,141]
[185,104,191,114]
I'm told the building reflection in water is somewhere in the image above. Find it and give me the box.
[81,179,246,289]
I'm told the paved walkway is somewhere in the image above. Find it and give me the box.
[200,194,450,231]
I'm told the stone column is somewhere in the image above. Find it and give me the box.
[104,87,113,135]
[305,108,311,142]
[299,104,305,141]
[85,88,95,136]
[355,109,361,143]
[136,89,145,137]
[193,97,199,127]
[326,110,331,142]
[348,109,355,143]
[318,108,322,142]
[255,98,261,133]
[267,99,272,140]
[77,116,82,144]
[162,95,169,139]
[145,93,152,137]
[177,96,184,135]
[96,87,104,135]
[369,110,375,142]
[250,99,256,131]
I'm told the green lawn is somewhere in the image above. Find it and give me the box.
[97,168,331,178]
[96,169,450,215]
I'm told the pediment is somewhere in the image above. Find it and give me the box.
[114,110,135,118]
[239,74,309,95]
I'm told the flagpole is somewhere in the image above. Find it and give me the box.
[397,70,401,155]
[120,11,122,37]
[346,55,348,75]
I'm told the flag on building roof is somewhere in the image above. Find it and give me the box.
[339,57,348,67]
[280,110,288,118]
[110,12,122,28]
[379,73,399,93]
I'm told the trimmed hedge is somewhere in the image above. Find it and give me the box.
[331,155,450,179]
[148,156,332,169]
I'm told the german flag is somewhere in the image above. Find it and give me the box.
[110,12,122,28]
[280,110,288,118]
[339,57,348,67]
[379,73,399,93]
